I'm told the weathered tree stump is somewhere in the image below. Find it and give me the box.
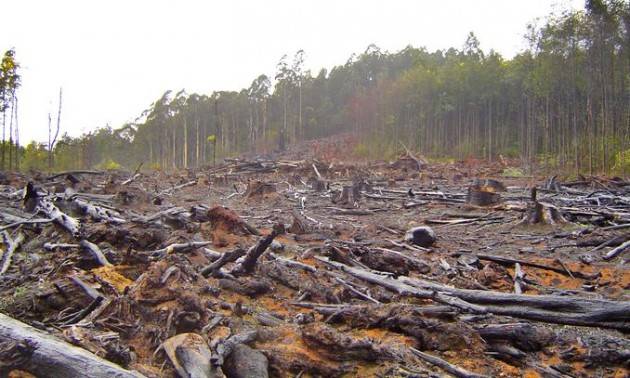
[519,188,567,225]
[333,184,361,206]
[288,211,310,235]
[308,177,327,192]
[466,179,506,206]
[245,180,276,200]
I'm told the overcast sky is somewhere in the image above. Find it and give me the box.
[3,0,583,144]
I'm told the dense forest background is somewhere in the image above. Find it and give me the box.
[1,0,629,175]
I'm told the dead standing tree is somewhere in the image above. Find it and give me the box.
[48,87,62,172]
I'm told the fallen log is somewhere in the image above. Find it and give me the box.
[36,198,81,237]
[603,239,630,260]
[148,241,212,260]
[0,313,145,377]
[475,253,594,280]
[80,240,112,266]
[318,257,630,331]
[0,232,25,275]
[229,224,285,275]
[72,197,126,224]
[410,347,488,378]
[159,333,223,378]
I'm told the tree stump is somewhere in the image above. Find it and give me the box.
[244,180,276,200]
[466,178,506,206]
[519,187,567,225]
[333,184,361,207]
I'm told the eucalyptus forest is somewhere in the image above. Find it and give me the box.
[2,0,629,175]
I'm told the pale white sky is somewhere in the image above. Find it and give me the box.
[2,0,583,144]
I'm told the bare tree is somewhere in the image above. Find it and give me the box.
[48,88,62,171]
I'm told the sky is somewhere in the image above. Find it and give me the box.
[2,0,584,144]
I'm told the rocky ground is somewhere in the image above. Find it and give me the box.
[0,137,628,377]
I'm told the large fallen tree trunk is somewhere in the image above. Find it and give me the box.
[317,257,630,331]
[0,313,145,378]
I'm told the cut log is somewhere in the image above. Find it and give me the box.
[0,232,25,275]
[79,240,112,266]
[318,257,630,331]
[72,197,126,224]
[244,180,276,200]
[410,347,488,378]
[36,198,81,237]
[467,186,502,206]
[0,313,145,377]
[160,333,223,378]
[229,224,285,275]
[603,239,630,260]
[404,226,436,248]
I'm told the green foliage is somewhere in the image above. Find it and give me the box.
[612,150,630,174]
[21,142,48,171]
[96,158,122,170]
[352,142,370,158]
[11,1,629,175]
[502,167,525,177]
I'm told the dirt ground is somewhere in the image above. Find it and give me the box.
[0,136,628,377]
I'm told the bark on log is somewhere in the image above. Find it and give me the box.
[37,198,81,237]
[229,225,284,275]
[0,313,145,378]
[318,256,630,331]
[160,333,223,378]
[0,232,25,275]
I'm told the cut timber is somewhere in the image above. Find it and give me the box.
[466,186,502,207]
[0,313,145,377]
[207,206,259,236]
[72,197,126,224]
[288,211,310,235]
[520,201,567,225]
[476,323,554,352]
[410,348,488,378]
[0,232,25,275]
[160,333,223,378]
[36,198,81,237]
[332,184,361,207]
[79,240,112,266]
[519,187,567,225]
[318,257,630,331]
[308,177,327,192]
[229,224,285,275]
[603,239,630,260]
[244,180,276,200]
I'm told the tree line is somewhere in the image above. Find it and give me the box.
[5,0,630,175]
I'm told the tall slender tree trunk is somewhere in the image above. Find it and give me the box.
[183,117,188,169]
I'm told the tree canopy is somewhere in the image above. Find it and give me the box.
[7,0,630,175]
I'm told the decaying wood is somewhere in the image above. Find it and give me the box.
[318,256,630,331]
[410,347,488,378]
[148,241,212,259]
[603,239,630,260]
[201,248,246,278]
[36,198,81,236]
[0,231,25,275]
[0,313,145,377]
[160,333,223,378]
[80,239,112,266]
[72,196,126,223]
[230,224,285,275]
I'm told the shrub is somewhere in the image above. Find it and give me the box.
[612,149,630,175]
[96,158,121,170]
